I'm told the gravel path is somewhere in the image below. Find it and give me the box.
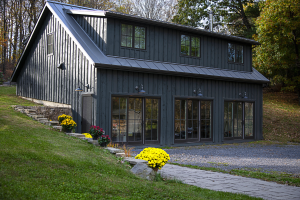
[132,143,300,175]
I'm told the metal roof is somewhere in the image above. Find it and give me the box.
[11,0,268,84]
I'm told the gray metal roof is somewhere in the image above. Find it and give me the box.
[95,56,269,83]
[12,0,268,84]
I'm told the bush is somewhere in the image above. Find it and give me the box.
[135,147,170,169]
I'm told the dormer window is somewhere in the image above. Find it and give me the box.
[181,35,200,57]
[228,43,243,63]
[47,33,54,55]
[121,24,146,50]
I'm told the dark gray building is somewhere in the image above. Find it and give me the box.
[11,1,269,146]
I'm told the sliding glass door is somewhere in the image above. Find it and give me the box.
[112,97,160,144]
[175,99,212,142]
[224,101,254,139]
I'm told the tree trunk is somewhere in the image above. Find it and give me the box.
[237,0,252,31]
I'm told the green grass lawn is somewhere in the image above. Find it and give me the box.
[0,86,260,199]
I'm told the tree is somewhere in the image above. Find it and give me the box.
[172,0,257,38]
[254,0,300,103]
[129,0,178,22]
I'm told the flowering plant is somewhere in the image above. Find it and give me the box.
[135,147,170,170]
[89,125,104,140]
[60,118,77,130]
[98,135,111,145]
[83,133,92,138]
[58,114,72,124]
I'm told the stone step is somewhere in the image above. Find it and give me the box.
[38,118,48,122]
[45,121,59,126]
[53,126,62,131]
[32,115,44,120]
[88,140,99,146]
[116,153,126,158]
[69,133,85,138]
[124,158,148,165]
[105,147,124,154]
[24,109,36,114]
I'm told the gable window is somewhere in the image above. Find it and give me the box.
[181,35,200,57]
[121,24,145,49]
[228,43,243,63]
[47,33,54,55]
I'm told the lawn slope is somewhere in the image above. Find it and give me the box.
[0,86,260,200]
[263,91,300,143]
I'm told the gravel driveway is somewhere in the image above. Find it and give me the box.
[132,143,300,175]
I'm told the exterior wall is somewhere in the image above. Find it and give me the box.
[97,69,263,146]
[73,15,107,54]
[16,12,97,132]
[106,18,253,72]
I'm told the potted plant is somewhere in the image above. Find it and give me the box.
[89,125,104,140]
[58,114,72,124]
[60,118,77,133]
[98,135,111,147]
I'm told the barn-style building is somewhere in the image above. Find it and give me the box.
[11,1,269,146]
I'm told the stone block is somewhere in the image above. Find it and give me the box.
[69,133,85,138]
[32,115,44,120]
[131,163,156,180]
[53,126,62,131]
[105,147,124,154]
[88,140,99,146]
[45,121,59,126]
[116,153,126,158]
[124,158,148,165]
[38,118,48,122]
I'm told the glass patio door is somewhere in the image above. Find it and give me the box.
[111,97,160,144]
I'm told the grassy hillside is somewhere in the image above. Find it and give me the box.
[0,86,260,200]
[263,90,300,143]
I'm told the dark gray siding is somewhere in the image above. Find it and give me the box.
[97,69,263,145]
[73,15,107,54]
[16,13,97,132]
[105,18,253,72]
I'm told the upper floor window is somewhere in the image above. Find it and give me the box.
[181,35,200,57]
[228,43,243,63]
[47,33,54,55]
[121,24,146,50]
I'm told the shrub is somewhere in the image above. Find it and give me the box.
[135,147,170,169]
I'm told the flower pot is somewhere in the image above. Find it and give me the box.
[92,135,98,140]
[100,142,107,147]
[64,128,72,133]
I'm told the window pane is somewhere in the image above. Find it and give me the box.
[236,45,243,63]
[121,24,133,47]
[47,34,53,55]
[245,102,253,137]
[228,43,235,62]
[181,35,190,56]
[191,37,200,57]
[112,97,127,142]
[201,101,211,139]
[135,26,145,49]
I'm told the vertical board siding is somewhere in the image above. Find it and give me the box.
[96,69,263,145]
[16,13,97,133]
[104,19,252,72]
[73,15,107,53]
